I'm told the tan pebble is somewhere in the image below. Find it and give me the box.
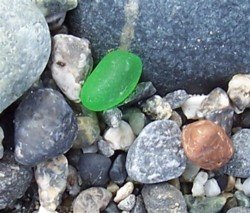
[182,120,234,170]
[107,182,120,194]
[114,182,134,203]
[225,176,235,192]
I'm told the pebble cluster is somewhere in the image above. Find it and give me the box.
[0,0,249,212]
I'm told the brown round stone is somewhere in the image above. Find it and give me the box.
[182,120,234,170]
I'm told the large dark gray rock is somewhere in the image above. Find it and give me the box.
[66,0,249,95]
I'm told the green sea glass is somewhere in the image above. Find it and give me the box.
[80,49,142,111]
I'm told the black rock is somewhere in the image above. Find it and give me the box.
[102,201,120,213]
[0,152,32,210]
[109,153,127,185]
[241,109,250,128]
[142,182,187,213]
[78,153,112,187]
[131,195,147,213]
[214,175,229,192]
[14,88,78,166]
[66,0,249,95]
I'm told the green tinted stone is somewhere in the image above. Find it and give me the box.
[80,49,142,111]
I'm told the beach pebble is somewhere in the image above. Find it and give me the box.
[114,182,134,203]
[50,34,93,102]
[164,90,190,109]
[182,120,234,170]
[235,191,250,207]
[142,95,172,120]
[35,155,68,212]
[73,114,100,149]
[81,142,98,154]
[121,82,156,106]
[66,165,81,197]
[109,154,127,185]
[32,0,78,17]
[103,201,120,213]
[223,129,250,178]
[227,207,250,213]
[241,110,250,128]
[107,182,120,195]
[192,171,208,197]
[73,187,112,213]
[104,121,135,151]
[78,153,111,187]
[227,74,250,113]
[243,178,250,197]
[142,182,187,213]
[204,178,221,197]
[102,108,123,128]
[118,194,136,211]
[131,195,147,213]
[225,176,236,192]
[14,88,78,166]
[235,178,244,191]
[0,127,4,159]
[97,139,115,157]
[0,152,32,210]
[181,95,207,119]
[126,120,186,183]
[182,160,200,182]
[0,0,51,113]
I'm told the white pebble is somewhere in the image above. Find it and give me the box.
[242,177,250,196]
[104,121,135,151]
[114,182,134,203]
[192,171,208,197]
[235,178,243,191]
[204,178,221,197]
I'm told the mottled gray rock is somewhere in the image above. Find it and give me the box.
[118,194,136,211]
[164,90,190,109]
[126,120,186,183]
[73,187,112,213]
[66,165,82,196]
[0,127,4,159]
[46,12,66,31]
[121,82,156,106]
[109,154,127,185]
[78,153,111,187]
[97,139,115,157]
[223,129,250,178]
[169,111,183,127]
[32,0,77,17]
[142,95,172,120]
[50,34,93,102]
[131,195,147,213]
[142,183,187,213]
[0,152,32,210]
[235,191,250,207]
[73,114,100,149]
[35,155,68,212]
[66,0,249,95]
[181,160,200,182]
[0,0,51,113]
[14,88,78,166]
[227,207,250,213]
[227,74,250,113]
[102,108,123,128]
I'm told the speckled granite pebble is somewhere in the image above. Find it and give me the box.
[66,0,249,95]
[0,0,51,113]
[164,90,190,109]
[223,129,250,178]
[142,182,187,213]
[14,88,78,166]
[0,152,32,210]
[126,120,186,183]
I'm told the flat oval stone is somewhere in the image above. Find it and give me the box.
[66,0,249,95]
[0,0,51,113]
[81,49,142,111]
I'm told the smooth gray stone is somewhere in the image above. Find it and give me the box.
[126,120,186,183]
[0,0,51,113]
[227,207,250,213]
[142,182,187,213]
[66,0,249,95]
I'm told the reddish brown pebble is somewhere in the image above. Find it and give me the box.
[182,120,234,170]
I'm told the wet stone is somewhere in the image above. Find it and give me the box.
[118,194,136,211]
[109,154,127,185]
[35,155,68,212]
[14,88,78,166]
[50,34,93,102]
[142,182,187,213]
[0,152,32,210]
[121,82,156,106]
[126,120,186,183]
[97,139,115,158]
[223,129,250,178]
[164,90,190,109]
[131,195,147,213]
[142,95,172,120]
[102,108,123,128]
[73,187,112,213]
[78,153,111,187]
